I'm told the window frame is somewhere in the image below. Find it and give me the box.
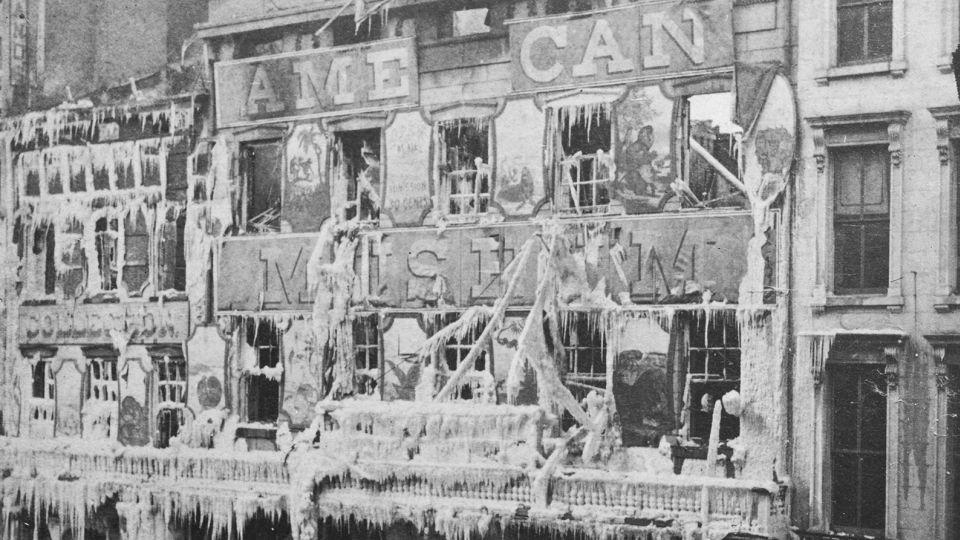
[353,314,382,397]
[835,0,893,67]
[438,312,494,401]
[683,312,741,443]
[435,117,494,220]
[244,320,283,424]
[549,103,615,215]
[807,112,908,310]
[153,351,187,448]
[812,0,906,83]
[830,144,891,295]
[331,127,382,222]
[240,138,284,233]
[930,107,960,311]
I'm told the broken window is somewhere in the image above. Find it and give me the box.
[837,0,892,65]
[682,92,745,209]
[833,146,889,294]
[94,216,119,291]
[87,356,119,403]
[437,7,491,39]
[436,118,491,217]
[333,128,381,221]
[354,315,380,396]
[440,313,492,400]
[84,353,119,439]
[122,211,150,295]
[552,104,613,213]
[32,360,54,400]
[241,140,282,233]
[684,313,740,443]
[559,312,606,428]
[154,352,186,448]
[245,320,282,423]
[331,15,383,46]
[829,362,886,535]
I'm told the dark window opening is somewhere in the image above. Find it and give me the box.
[242,140,282,233]
[95,217,119,291]
[945,364,960,540]
[354,315,380,396]
[32,360,54,399]
[837,0,893,65]
[59,220,85,299]
[685,313,740,443]
[554,106,612,213]
[33,224,56,295]
[123,212,150,295]
[246,320,282,423]
[437,119,491,216]
[683,93,745,209]
[334,128,381,221]
[545,0,593,15]
[174,213,187,291]
[437,8,491,39]
[833,146,890,294]
[331,15,383,46]
[158,208,187,292]
[559,312,606,429]
[87,356,119,403]
[441,313,490,400]
[830,362,886,535]
[155,354,186,448]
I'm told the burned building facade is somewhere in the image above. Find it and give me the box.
[0,0,803,539]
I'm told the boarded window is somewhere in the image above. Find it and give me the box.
[436,119,491,216]
[95,217,120,291]
[123,212,150,295]
[242,140,282,233]
[833,146,889,294]
[245,320,282,423]
[830,362,886,535]
[837,0,893,65]
[685,313,740,442]
[553,105,613,213]
[334,128,381,221]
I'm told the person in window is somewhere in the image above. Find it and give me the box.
[357,141,381,220]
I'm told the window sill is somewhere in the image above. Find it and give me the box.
[812,294,905,313]
[814,60,907,85]
[934,295,960,313]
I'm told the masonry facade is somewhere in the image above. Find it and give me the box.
[792,0,960,539]
[0,1,806,539]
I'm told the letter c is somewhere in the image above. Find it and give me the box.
[520,25,567,83]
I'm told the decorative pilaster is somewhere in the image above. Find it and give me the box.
[930,106,960,310]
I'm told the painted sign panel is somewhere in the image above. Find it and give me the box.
[216,234,320,313]
[508,0,733,92]
[383,111,433,226]
[19,302,189,345]
[216,213,765,313]
[215,37,419,128]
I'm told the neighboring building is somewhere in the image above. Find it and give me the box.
[0,0,801,539]
[792,1,960,539]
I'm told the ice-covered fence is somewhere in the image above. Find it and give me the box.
[316,400,551,464]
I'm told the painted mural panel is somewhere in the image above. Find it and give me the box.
[281,320,322,429]
[215,37,419,128]
[614,85,676,214]
[495,99,546,216]
[186,326,227,414]
[507,1,734,93]
[383,111,432,225]
[381,316,427,401]
[283,124,331,232]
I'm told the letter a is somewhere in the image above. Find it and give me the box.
[572,19,634,77]
[246,65,283,114]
